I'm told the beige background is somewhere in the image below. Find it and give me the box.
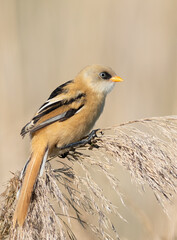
[0,1,177,239]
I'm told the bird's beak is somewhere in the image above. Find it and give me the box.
[110,76,123,82]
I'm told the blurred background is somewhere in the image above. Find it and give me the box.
[0,0,177,239]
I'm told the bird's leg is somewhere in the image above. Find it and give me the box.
[58,129,100,152]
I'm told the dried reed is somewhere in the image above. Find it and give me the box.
[0,116,177,239]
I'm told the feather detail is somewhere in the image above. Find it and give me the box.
[34,93,85,122]
[47,80,73,99]
[30,104,84,133]
[20,80,73,137]
[21,92,86,137]
[13,142,48,227]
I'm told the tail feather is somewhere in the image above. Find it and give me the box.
[13,143,48,227]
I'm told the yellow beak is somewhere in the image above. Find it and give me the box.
[110,76,123,82]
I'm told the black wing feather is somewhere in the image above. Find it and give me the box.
[33,93,85,124]
[48,80,73,100]
[30,104,84,133]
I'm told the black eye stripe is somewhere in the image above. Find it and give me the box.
[99,72,112,80]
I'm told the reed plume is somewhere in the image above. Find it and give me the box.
[0,116,177,239]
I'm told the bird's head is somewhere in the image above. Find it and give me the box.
[76,64,123,95]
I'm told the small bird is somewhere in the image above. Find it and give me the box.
[13,64,123,227]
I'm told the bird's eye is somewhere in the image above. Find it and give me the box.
[99,72,112,80]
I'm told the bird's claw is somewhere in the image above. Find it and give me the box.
[57,129,102,154]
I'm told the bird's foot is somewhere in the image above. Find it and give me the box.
[58,129,101,155]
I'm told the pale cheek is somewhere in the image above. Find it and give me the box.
[88,80,115,94]
[105,82,115,94]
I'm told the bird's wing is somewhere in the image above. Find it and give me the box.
[21,80,86,137]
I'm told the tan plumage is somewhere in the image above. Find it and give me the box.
[13,64,123,227]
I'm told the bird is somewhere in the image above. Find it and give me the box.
[13,64,123,227]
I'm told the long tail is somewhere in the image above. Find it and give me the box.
[13,140,48,227]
